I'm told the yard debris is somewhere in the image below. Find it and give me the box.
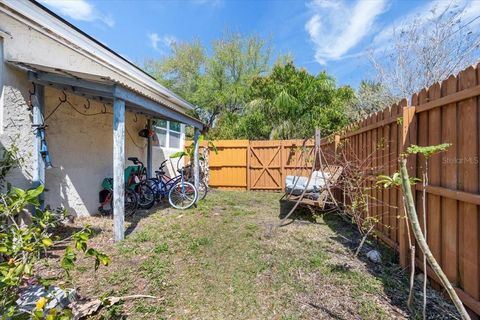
[366,250,382,263]
[72,295,158,319]
[16,285,77,314]
[415,273,430,285]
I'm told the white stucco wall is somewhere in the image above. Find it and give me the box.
[43,87,184,216]
[0,60,36,191]
[0,8,189,217]
[0,65,184,216]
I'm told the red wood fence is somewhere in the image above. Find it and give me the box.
[186,63,480,316]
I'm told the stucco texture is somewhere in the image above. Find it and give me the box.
[43,87,182,216]
[1,65,36,190]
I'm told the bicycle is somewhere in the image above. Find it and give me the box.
[98,178,138,217]
[146,160,198,209]
[177,154,208,201]
[126,157,155,209]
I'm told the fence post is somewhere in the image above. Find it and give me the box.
[334,134,341,155]
[399,99,417,268]
[280,140,285,190]
[246,140,251,191]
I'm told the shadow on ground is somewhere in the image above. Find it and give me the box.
[304,209,459,319]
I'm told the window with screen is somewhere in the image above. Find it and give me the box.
[153,119,183,149]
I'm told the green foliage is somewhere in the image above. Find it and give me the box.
[0,142,24,187]
[0,184,110,318]
[145,32,271,131]
[377,172,420,188]
[145,34,353,140]
[170,134,218,161]
[406,143,451,158]
[0,143,110,319]
[232,60,355,139]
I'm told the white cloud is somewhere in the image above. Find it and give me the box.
[40,0,114,27]
[305,0,387,65]
[148,33,177,52]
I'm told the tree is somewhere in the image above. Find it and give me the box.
[235,60,354,139]
[347,80,397,121]
[145,32,271,131]
[370,2,480,99]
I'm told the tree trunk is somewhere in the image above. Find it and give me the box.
[399,158,470,320]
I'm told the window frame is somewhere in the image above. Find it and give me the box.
[153,119,184,150]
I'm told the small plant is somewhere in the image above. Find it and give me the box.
[170,134,217,161]
[407,143,451,319]
[0,185,110,318]
[0,144,110,319]
[381,143,469,320]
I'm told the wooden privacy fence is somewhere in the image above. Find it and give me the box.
[186,64,480,316]
[331,64,480,317]
[185,138,337,191]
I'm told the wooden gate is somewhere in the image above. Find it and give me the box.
[249,141,283,190]
[186,139,318,191]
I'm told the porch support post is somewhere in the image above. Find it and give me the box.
[193,128,200,201]
[32,83,45,205]
[113,97,125,241]
[146,119,153,179]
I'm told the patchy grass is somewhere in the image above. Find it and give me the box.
[43,190,458,319]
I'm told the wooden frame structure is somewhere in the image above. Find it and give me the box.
[284,165,343,209]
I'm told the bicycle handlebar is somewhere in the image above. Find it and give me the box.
[127,157,144,167]
[159,159,168,170]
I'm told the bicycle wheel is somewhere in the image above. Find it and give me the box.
[135,182,155,209]
[198,181,208,200]
[124,189,138,217]
[168,181,197,210]
[108,189,138,217]
[189,179,208,200]
[146,178,161,202]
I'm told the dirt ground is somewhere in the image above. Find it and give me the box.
[41,190,459,319]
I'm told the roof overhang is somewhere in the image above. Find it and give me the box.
[0,0,204,127]
[20,63,204,129]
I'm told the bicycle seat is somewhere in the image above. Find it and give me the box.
[177,168,185,174]
[128,157,139,163]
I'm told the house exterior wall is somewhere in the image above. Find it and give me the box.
[0,6,190,217]
[42,87,184,216]
[0,56,36,191]
[0,62,184,216]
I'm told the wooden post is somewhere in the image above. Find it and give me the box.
[315,128,321,170]
[193,128,200,201]
[113,98,125,241]
[334,134,340,155]
[246,141,251,191]
[32,83,45,206]
[280,141,285,190]
[399,100,416,268]
[146,119,153,179]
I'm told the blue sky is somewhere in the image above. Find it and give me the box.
[38,0,480,88]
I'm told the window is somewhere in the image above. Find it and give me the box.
[153,119,183,149]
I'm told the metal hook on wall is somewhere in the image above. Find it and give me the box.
[58,91,67,103]
[133,113,138,123]
[28,82,36,96]
[102,103,107,114]
[84,99,91,111]
[27,82,36,110]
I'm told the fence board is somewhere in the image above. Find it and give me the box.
[184,64,480,315]
[441,74,459,284]
[458,66,480,315]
